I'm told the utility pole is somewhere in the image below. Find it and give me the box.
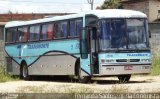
[87,0,94,10]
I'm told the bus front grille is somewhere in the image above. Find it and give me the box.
[116,59,140,62]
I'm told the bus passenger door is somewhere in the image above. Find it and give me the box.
[80,26,99,76]
[80,27,91,76]
[88,27,99,74]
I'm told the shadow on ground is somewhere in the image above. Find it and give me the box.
[27,76,150,84]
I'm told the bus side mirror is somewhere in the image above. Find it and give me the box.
[97,28,100,37]
[149,30,151,38]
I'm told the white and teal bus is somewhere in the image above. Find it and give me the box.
[4,9,151,83]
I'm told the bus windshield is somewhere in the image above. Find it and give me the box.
[99,19,149,51]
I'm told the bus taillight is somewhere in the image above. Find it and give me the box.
[101,59,105,63]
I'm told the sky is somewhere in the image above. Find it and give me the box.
[0,0,105,14]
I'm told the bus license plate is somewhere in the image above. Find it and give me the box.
[124,66,133,70]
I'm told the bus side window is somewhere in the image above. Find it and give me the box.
[23,27,28,42]
[69,20,76,37]
[6,29,12,43]
[12,28,17,42]
[52,23,55,39]
[61,21,68,38]
[41,23,53,40]
[47,24,53,40]
[29,26,34,41]
[41,24,47,40]
[76,19,82,37]
[6,28,17,43]
[35,25,40,40]
[29,25,40,41]
[55,23,61,38]
[17,27,24,42]
[55,21,67,39]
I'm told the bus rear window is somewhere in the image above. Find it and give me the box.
[17,27,28,42]
[5,28,17,43]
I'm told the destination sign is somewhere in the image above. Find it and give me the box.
[127,53,148,57]
[28,43,49,49]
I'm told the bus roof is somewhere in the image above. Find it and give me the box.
[5,9,147,28]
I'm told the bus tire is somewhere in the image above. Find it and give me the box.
[118,74,131,83]
[21,62,30,80]
[77,62,91,83]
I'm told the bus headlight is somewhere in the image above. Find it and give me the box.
[106,59,114,63]
[101,59,105,63]
[141,59,151,62]
[101,59,114,63]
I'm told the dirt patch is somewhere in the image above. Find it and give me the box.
[0,76,160,93]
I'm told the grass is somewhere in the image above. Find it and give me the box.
[17,84,93,93]
[16,84,131,94]
[0,67,19,82]
[150,56,160,75]
[108,85,129,93]
[17,85,46,93]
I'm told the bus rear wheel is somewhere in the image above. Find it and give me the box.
[77,63,91,83]
[118,74,131,83]
[21,63,30,80]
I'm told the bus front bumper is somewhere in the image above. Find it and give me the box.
[99,64,151,75]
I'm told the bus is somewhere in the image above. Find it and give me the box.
[4,9,151,83]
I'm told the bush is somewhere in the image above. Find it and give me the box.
[0,67,14,82]
[151,56,160,75]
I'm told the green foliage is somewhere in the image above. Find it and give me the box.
[151,56,160,75]
[0,67,18,82]
[109,85,129,93]
[99,0,122,9]
[7,10,13,14]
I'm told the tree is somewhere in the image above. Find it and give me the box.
[98,0,122,9]
[8,10,13,14]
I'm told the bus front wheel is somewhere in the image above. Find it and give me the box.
[77,63,91,83]
[21,63,30,80]
[118,74,131,83]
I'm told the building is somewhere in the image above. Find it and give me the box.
[121,0,160,22]
[0,22,5,40]
[0,22,5,67]
[0,13,70,41]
